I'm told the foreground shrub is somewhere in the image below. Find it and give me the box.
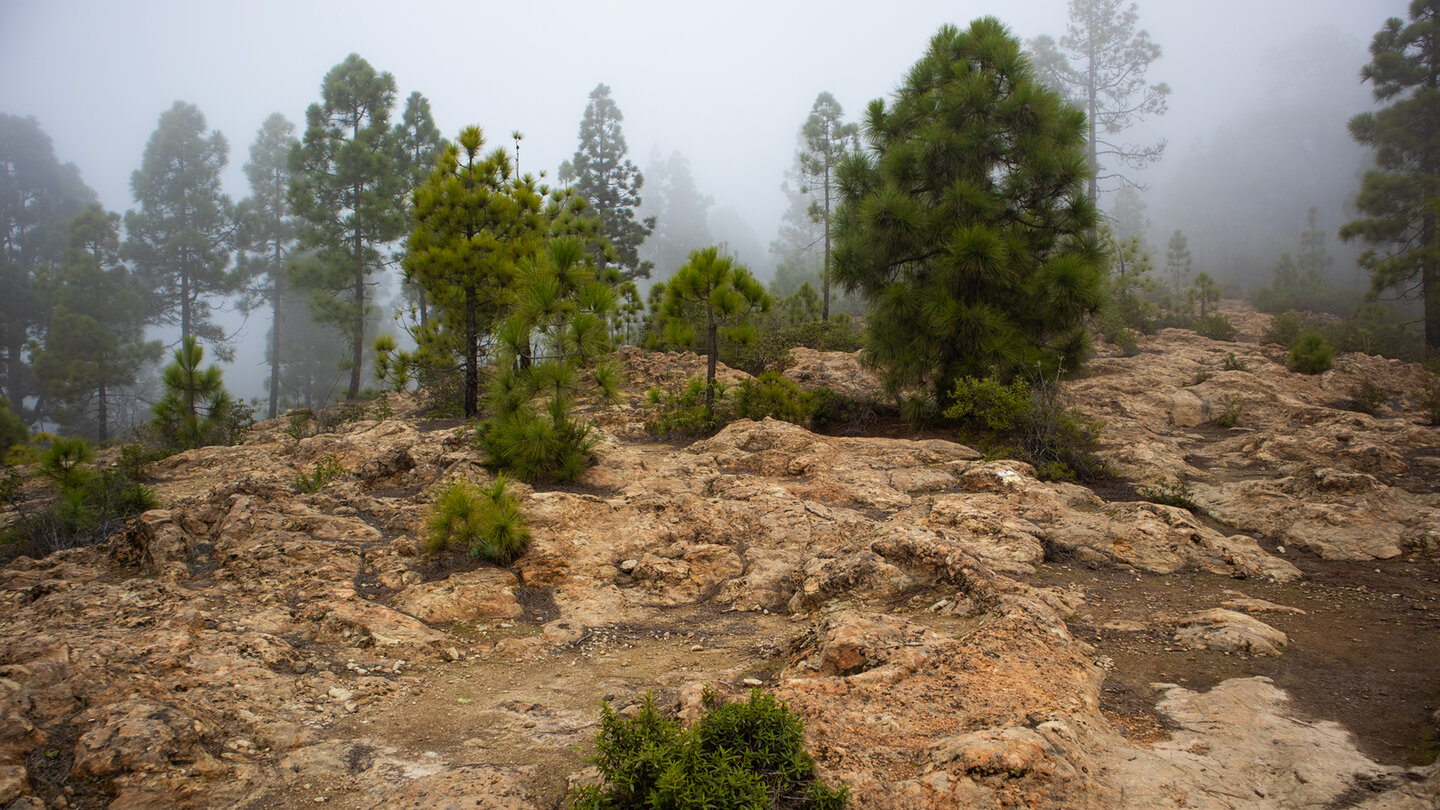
[1139,480,1198,511]
[567,688,847,810]
[1287,331,1334,374]
[295,454,346,494]
[423,475,528,564]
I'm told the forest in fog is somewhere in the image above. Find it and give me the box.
[0,0,1432,453]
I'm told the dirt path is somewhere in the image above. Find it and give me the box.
[246,609,802,809]
[1033,548,1440,766]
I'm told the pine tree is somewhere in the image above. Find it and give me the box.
[833,19,1103,400]
[289,54,406,399]
[393,91,446,329]
[151,335,235,450]
[638,150,713,279]
[1029,0,1170,208]
[1165,230,1192,301]
[571,83,655,282]
[1340,1,1440,349]
[481,236,622,482]
[32,205,160,442]
[0,114,97,420]
[235,113,299,419]
[656,246,769,412]
[406,126,546,417]
[797,92,859,320]
[124,101,238,351]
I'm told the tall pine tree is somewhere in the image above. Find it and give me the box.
[406,126,546,417]
[236,113,299,419]
[833,19,1103,400]
[796,92,859,320]
[0,114,96,420]
[289,54,406,400]
[571,83,655,282]
[124,101,238,352]
[1341,0,1440,349]
[32,205,160,441]
[1028,0,1170,208]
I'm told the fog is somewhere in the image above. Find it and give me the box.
[0,0,1407,406]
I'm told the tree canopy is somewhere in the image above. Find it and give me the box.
[289,53,406,400]
[833,18,1104,400]
[571,83,655,282]
[1340,0,1440,349]
[124,101,238,352]
[1028,0,1170,207]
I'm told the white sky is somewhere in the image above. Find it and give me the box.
[0,0,1408,397]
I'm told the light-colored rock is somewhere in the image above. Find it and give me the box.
[1173,608,1288,655]
[393,568,523,624]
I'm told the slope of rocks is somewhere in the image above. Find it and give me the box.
[0,326,1436,809]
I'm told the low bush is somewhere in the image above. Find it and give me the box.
[1192,314,1237,342]
[646,378,730,437]
[423,475,529,564]
[2,437,157,562]
[284,408,314,440]
[1416,373,1440,426]
[1263,311,1305,348]
[1212,396,1242,428]
[1347,380,1388,416]
[1221,352,1248,372]
[944,373,1109,483]
[1139,480,1198,511]
[295,454,347,494]
[1287,331,1335,374]
[567,688,847,810]
[807,387,876,434]
[732,372,812,425]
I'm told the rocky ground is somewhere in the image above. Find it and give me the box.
[1,305,1438,809]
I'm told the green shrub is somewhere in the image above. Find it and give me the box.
[1221,352,1248,372]
[944,376,1032,435]
[1192,314,1237,342]
[295,454,346,494]
[1347,380,1388,416]
[1416,373,1440,426]
[1287,331,1334,374]
[370,395,394,421]
[646,378,731,437]
[316,401,367,434]
[1263,311,1305,348]
[1114,329,1139,356]
[807,387,876,434]
[944,374,1109,482]
[1191,369,1212,385]
[732,372,812,425]
[1213,396,1242,428]
[422,475,529,564]
[2,437,157,561]
[1139,480,1198,511]
[478,397,599,484]
[284,408,314,440]
[567,688,847,810]
[0,397,27,461]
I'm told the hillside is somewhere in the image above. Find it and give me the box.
[1,306,1438,809]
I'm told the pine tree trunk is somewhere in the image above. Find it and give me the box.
[269,241,282,420]
[349,193,364,401]
[464,287,478,418]
[1426,212,1439,349]
[823,150,832,322]
[97,379,107,444]
[705,313,719,414]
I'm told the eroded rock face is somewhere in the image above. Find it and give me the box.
[0,343,1433,809]
[1068,311,1440,561]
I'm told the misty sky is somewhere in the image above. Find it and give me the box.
[0,0,1409,399]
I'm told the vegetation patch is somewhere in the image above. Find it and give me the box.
[567,688,847,809]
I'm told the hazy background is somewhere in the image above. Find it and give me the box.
[0,0,1406,401]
